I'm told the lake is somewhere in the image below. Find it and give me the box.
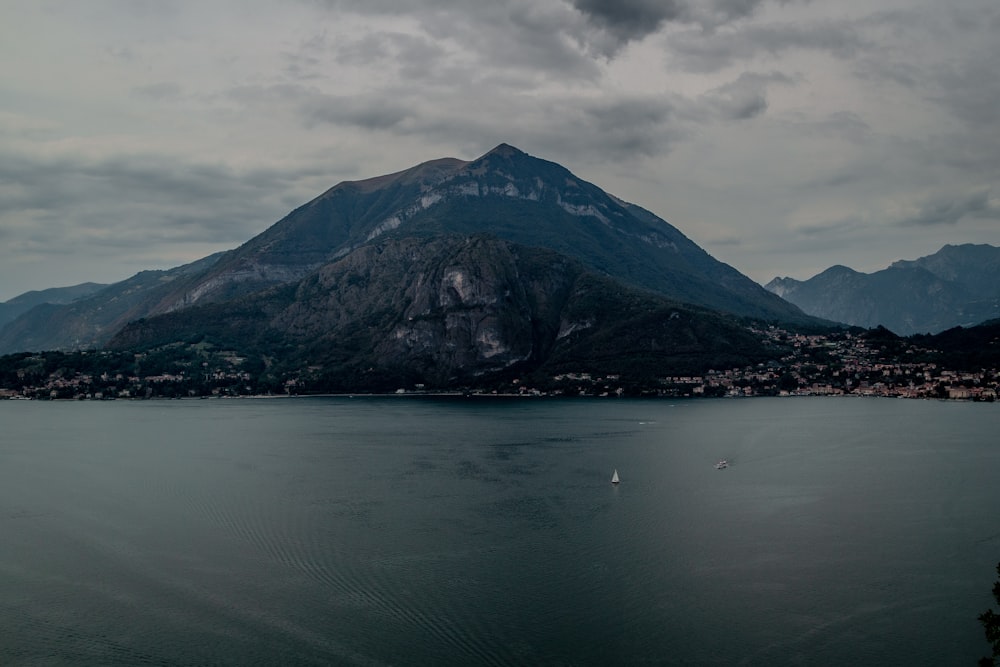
[0,396,997,665]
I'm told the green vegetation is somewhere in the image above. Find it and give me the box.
[913,321,1000,370]
[981,561,1000,666]
[0,344,287,399]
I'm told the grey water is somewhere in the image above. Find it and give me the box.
[0,397,997,666]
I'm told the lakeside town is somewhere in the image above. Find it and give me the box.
[1,324,997,402]
[621,325,998,401]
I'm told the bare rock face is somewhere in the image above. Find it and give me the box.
[273,236,551,382]
[382,244,534,375]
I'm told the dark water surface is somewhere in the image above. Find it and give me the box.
[1,397,997,665]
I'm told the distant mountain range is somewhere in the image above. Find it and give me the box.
[765,244,1000,335]
[0,255,224,353]
[0,283,106,329]
[0,144,814,365]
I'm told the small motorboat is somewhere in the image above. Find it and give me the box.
[715,459,729,469]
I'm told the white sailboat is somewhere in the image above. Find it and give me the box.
[611,468,620,484]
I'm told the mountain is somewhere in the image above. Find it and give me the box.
[149,143,805,319]
[765,244,1000,335]
[107,235,780,390]
[0,255,223,354]
[0,283,107,328]
[1,144,812,355]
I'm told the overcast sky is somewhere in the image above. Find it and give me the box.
[2,0,998,301]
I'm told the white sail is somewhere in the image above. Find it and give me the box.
[611,469,620,484]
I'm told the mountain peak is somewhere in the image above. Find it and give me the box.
[483,143,525,158]
[818,264,860,277]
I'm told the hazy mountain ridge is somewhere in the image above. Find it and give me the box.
[0,144,813,354]
[0,283,107,328]
[0,254,224,354]
[765,244,1000,335]
[108,235,777,390]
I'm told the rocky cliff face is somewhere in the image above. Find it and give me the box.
[275,237,542,381]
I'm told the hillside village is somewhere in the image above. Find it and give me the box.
[1,325,997,402]
[635,326,997,401]
[506,325,996,401]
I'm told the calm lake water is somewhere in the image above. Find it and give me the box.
[0,396,997,665]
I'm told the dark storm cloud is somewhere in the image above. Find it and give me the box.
[569,0,686,42]
[896,190,999,228]
[585,97,674,131]
[433,89,684,161]
[707,0,771,25]
[236,24,688,165]
[697,71,792,121]
[330,84,687,169]
[228,83,414,132]
[274,65,782,165]
[848,2,1000,170]
[926,52,1000,132]
[850,4,1000,178]
[793,216,865,239]
[801,111,871,142]
[569,0,766,47]
[308,0,601,78]
[333,31,447,77]
[669,19,868,73]
[577,97,683,157]
[799,188,999,246]
[288,29,456,84]
[0,149,331,253]
[300,95,413,130]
